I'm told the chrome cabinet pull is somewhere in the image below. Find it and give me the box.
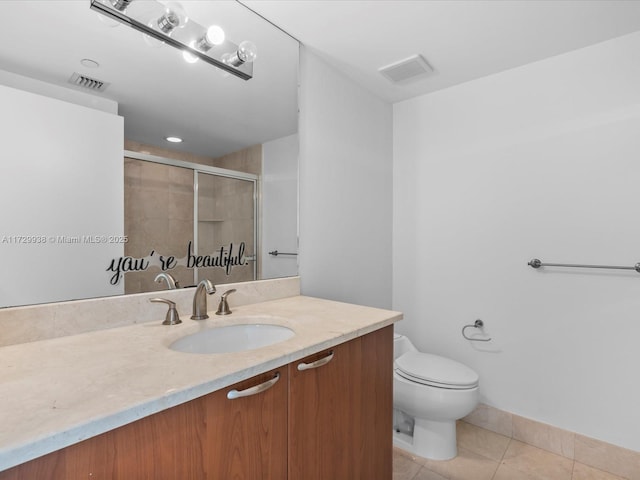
[297,350,334,371]
[227,372,280,400]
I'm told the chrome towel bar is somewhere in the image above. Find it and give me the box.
[462,320,491,342]
[269,250,297,256]
[528,258,640,273]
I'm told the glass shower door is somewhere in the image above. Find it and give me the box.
[195,171,256,285]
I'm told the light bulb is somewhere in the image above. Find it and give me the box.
[183,42,199,63]
[109,0,134,12]
[156,2,188,34]
[237,41,257,63]
[195,25,225,52]
[226,41,258,67]
[206,25,225,46]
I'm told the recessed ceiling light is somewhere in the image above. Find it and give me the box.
[80,58,100,68]
[165,136,183,143]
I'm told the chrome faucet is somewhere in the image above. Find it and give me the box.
[155,272,178,290]
[191,279,216,320]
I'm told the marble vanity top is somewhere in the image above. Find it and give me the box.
[0,295,401,471]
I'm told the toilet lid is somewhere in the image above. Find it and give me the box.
[395,351,479,389]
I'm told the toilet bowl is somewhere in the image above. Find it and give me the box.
[393,333,479,460]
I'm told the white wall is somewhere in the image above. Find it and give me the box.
[393,31,640,451]
[262,133,299,279]
[0,83,124,307]
[299,48,393,308]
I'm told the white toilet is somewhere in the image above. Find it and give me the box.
[393,333,479,460]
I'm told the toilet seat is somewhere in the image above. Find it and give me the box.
[395,351,479,390]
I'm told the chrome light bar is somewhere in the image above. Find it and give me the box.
[90,0,254,80]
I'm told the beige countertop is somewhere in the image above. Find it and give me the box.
[0,295,401,471]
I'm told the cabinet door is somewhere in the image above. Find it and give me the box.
[0,394,208,480]
[205,368,288,480]
[288,326,393,480]
[0,367,287,480]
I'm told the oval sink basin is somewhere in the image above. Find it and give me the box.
[169,320,294,354]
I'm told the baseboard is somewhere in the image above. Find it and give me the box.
[462,404,640,479]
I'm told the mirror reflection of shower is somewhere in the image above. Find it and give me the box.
[124,146,258,294]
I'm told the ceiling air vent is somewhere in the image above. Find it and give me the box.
[68,72,109,92]
[378,54,434,84]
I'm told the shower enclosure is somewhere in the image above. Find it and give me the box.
[123,150,257,293]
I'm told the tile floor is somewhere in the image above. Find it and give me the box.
[393,422,627,480]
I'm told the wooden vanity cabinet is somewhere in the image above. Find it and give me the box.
[0,325,393,480]
[0,367,288,480]
[288,325,393,480]
[205,368,288,479]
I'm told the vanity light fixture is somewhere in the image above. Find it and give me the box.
[90,0,257,80]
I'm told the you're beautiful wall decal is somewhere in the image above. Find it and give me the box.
[106,241,247,285]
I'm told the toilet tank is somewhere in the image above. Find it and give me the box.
[393,333,416,360]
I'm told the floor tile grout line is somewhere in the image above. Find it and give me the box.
[499,437,511,463]
[489,437,512,480]
[488,458,501,480]
[458,424,512,472]
[407,466,418,480]
[420,461,450,480]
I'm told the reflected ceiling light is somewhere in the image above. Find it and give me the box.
[90,0,257,80]
[165,136,183,143]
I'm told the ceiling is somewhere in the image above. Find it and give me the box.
[0,1,298,158]
[3,1,640,158]
[243,0,640,103]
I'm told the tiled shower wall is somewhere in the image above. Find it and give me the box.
[123,141,262,293]
[196,173,256,285]
[124,159,194,293]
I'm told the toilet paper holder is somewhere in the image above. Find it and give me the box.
[462,319,492,342]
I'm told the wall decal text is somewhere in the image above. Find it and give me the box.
[107,241,247,285]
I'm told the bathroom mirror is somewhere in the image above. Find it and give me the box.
[0,0,298,308]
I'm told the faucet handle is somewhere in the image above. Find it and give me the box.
[216,289,237,315]
[150,298,182,325]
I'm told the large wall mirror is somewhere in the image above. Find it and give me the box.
[0,1,299,308]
